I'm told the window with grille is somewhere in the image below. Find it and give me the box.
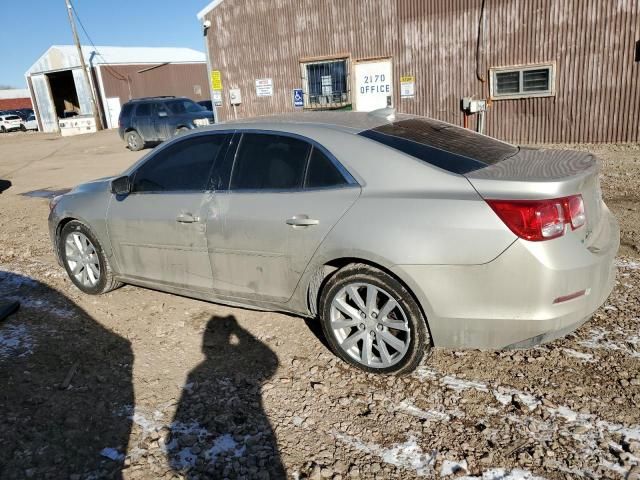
[490,63,555,99]
[300,58,350,109]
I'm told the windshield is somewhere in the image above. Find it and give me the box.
[359,117,519,174]
[165,99,205,115]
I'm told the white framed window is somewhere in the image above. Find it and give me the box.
[490,63,555,100]
[300,57,351,109]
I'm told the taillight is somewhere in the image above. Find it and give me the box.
[487,194,586,242]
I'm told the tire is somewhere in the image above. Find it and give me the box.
[59,221,121,295]
[0,126,6,133]
[20,124,26,132]
[125,130,144,151]
[319,263,431,375]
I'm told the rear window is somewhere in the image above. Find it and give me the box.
[359,118,519,174]
[5,115,20,120]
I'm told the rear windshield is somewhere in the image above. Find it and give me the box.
[359,118,519,174]
[165,99,204,115]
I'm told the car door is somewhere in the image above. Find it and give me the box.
[206,132,361,302]
[107,133,231,290]
[153,102,171,140]
[133,102,155,141]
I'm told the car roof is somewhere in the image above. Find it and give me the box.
[215,110,414,135]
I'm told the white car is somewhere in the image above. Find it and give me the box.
[0,114,23,133]
[24,113,38,131]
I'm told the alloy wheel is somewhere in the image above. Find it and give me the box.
[64,232,101,288]
[329,282,411,368]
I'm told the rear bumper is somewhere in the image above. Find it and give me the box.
[395,207,619,349]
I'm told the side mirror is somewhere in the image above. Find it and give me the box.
[158,111,168,118]
[111,175,131,195]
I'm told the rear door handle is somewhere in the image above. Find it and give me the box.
[286,215,319,227]
[176,213,199,223]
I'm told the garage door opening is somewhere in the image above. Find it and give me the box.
[46,70,80,119]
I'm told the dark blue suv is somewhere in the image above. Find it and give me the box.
[118,96,214,150]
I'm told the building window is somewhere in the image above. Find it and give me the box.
[490,63,555,99]
[300,58,350,109]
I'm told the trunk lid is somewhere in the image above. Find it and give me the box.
[465,147,603,239]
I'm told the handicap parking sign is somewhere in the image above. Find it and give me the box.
[293,89,304,107]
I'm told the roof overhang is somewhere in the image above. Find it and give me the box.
[197,0,224,20]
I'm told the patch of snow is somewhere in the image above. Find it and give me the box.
[413,366,438,381]
[578,328,640,358]
[561,348,594,361]
[441,376,489,393]
[440,459,468,476]
[0,324,35,359]
[395,400,451,422]
[100,447,125,461]
[334,432,436,476]
[459,468,546,480]
[615,259,640,270]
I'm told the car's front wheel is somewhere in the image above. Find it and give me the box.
[319,263,431,374]
[59,221,121,295]
[125,130,144,151]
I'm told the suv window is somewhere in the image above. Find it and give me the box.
[165,99,204,115]
[304,147,348,188]
[135,103,152,117]
[132,134,230,193]
[230,133,311,190]
[120,103,134,118]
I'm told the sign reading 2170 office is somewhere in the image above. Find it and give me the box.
[354,59,393,112]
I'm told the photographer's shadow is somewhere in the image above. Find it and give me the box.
[168,315,284,479]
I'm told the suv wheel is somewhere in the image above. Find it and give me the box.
[126,130,144,151]
[319,263,431,374]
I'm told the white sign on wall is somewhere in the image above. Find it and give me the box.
[255,78,273,97]
[229,88,242,105]
[354,59,393,112]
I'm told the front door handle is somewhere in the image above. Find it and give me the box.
[176,213,199,223]
[286,215,319,227]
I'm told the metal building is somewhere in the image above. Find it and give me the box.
[0,89,32,110]
[198,0,640,144]
[26,46,209,132]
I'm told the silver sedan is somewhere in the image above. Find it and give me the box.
[48,112,619,374]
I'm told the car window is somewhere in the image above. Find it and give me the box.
[165,99,204,115]
[304,147,348,189]
[6,115,20,121]
[157,103,170,116]
[135,103,152,117]
[132,134,230,193]
[230,133,311,190]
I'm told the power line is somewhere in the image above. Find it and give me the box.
[69,0,128,81]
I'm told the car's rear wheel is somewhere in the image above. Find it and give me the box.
[60,221,121,295]
[319,263,430,374]
[125,130,144,151]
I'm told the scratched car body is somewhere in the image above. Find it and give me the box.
[48,111,619,374]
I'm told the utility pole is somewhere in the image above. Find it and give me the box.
[64,0,103,130]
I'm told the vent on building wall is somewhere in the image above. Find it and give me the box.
[636,40,640,62]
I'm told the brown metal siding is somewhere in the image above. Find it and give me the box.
[98,63,209,107]
[205,0,639,143]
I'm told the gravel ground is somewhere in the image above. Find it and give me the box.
[0,131,639,480]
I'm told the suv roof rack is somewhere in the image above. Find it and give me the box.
[131,96,177,101]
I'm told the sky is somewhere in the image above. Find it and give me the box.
[0,0,211,88]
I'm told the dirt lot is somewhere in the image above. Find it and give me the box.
[0,130,639,480]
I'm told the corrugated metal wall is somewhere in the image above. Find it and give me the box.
[99,63,209,108]
[204,0,639,143]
